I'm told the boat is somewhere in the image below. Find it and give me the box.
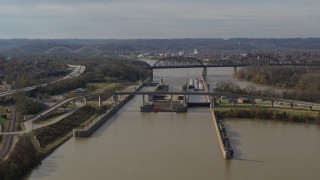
[199,80,204,91]
[194,78,199,90]
[188,78,194,89]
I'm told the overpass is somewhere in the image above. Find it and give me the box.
[1,90,319,136]
[0,65,86,98]
[0,91,320,135]
[23,90,320,121]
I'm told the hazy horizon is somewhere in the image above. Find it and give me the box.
[1,37,320,40]
[0,0,319,39]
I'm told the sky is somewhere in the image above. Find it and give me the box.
[0,0,319,39]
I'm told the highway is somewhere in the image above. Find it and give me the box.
[0,65,86,98]
[0,107,16,160]
[0,64,86,159]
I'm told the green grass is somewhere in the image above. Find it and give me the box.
[87,101,100,107]
[215,99,318,111]
[87,82,121,93]
[29,131,73,154]
[30,107,99,153]
[87,82,109,88]
[104,77,118,83]
[33,106,97,148]
[0,117,8,143]
[0,106,6,115]
[0,117,8,130]
[214,106,319,117]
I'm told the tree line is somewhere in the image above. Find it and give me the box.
[236,66,320,103]
[214,82,280,98]
[216,108,320,124]
[32,60,150,96]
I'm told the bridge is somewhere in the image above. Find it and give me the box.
[205,55,319,67]
[135,56,320,70]
[2,89,319,135]
[25,90,320,121]
[133,56,320,79]
[1,90,319,136]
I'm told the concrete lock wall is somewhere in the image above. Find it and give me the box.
[73,81,146,138]
[210,109,233,159]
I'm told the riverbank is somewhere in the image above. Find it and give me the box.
[0,135,40,180]
[0,118,5,142]
[215,107,320,124]
[0,81,139,180]
[237,66,320,103]
[0,105,99,180]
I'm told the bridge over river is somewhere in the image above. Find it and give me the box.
[23,62,320,180]
[2,89,319,136]
[133,56,320,79]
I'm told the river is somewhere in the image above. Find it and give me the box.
[26,63,320,180]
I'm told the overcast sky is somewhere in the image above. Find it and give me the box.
[0,0,319,39]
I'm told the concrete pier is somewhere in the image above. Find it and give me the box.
[73,78,151,138]
[233,66,238,77]
[210,109,233,159]
[202,73,233,159]
[73,94,135,137]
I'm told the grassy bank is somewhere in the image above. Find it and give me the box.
[215,107,320,124]
[0,117,7,129]
[0,135,40,180]
[0,118,8,143]
[34,106,97,148]
[86,82,132,94]
[0,105,99,180]
[0,80,141,179]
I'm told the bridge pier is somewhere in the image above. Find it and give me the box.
[112,95,118,106]
[98,96,102,107]
[202,67,207,80]
[233,67,238,77]
[142,94,145,105]
[170,94,173,109]
[210,96,215,108]
[308,105,312,111]
[150,69,153,82]
[290,103,293,109]
[271,101,274,108]
[83,98,87,106]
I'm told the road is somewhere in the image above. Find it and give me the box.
[0,64,86,159]
[0,65,86,98]
[25,108,80,133]
[0,107,17,160]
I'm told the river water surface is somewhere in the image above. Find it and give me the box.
[26,63,320,180]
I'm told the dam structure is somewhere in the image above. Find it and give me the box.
[73,73,234,159]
